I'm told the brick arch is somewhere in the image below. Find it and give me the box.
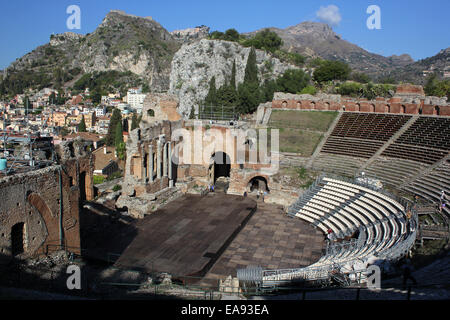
[246,174,270,191]
[323,102,330,111]
[385,104,390,113]
[434,106,440,115]
[28,193,54,220]
[282,101,288,108]
[401,105,406,114]
[310,101,316,110]
[369,104,375,112]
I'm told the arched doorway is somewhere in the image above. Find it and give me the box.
[400,105,406,114]
[434,106,440,116]
[310,102,316,110]
[323,102,330,111]
[211,152,231,184]
[11,222,25,256]
[369,104,375,112]
[247,176,269,193]
[385,105,390,113]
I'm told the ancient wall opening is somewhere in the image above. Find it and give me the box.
[212,152,231,183]
[247,176,269,193]
[11,222,26,256]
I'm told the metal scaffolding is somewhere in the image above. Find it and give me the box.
[0,130,55,176]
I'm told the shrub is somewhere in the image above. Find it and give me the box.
[93,175,105,185]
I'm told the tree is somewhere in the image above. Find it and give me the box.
[350,72,371,84]
[424,73,450,100]
[260,79,278,102]
[243,29,283,53]
[106,108,122,146]
[49,92,57,105]
[205,76,218,106]
[78,115,87,132]
[209,31,225,40]
[116,142,126,161]
[313,60,351,83]
[276,69,310,94]
[244,47,259,85]
[230,60,237,90]
[237,82,261,114]
[114,120,124,148]
[131,113,139,131]
[224,29,240,42]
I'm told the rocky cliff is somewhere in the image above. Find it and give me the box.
[169,39,299,117]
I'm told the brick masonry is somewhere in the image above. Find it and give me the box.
[272,84,450,116]
[0,139,94,263]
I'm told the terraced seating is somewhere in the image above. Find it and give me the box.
[268,176,416,287]
[312,154,365,177]
[402,160,450,216]
[331,113,411,141]
[322,137,384,158]
[320,113,411,159]
[382,144,447,164]
[395,117,450,151]
[364,158,428,188]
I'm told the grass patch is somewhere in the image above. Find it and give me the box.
[269,110,338,132]
[93,175,105,185]
[276,129,323,156]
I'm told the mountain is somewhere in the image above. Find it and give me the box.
[2,10,182,94]
[1,11,448,99]
[384,47,450,84]
[245,22,416,80]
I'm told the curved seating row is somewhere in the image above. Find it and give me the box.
[269,177,414,285]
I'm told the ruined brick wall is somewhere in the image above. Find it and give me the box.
[0,138,95,263]
[142,92,182,124]
[0,166,81,264]
[271,85,449,116]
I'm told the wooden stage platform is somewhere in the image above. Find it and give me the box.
[114,194,257,277]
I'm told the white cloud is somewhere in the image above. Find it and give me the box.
[316,5,342,27]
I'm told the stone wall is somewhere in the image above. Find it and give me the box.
[0,138,94,264]
[271,84,450,116]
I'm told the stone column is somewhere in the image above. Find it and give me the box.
[141,146,146,182]
[168,142,173,180]
[163,143,168,177]
[149,145,154,182]
[157,141,162,179]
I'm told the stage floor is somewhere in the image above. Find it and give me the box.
[113,193,326,283]
[114,193,257,277]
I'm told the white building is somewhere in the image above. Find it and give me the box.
[95,106,107,117]
[126,88,146,113]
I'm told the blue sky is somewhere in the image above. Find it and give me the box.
[0,0,449,70]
